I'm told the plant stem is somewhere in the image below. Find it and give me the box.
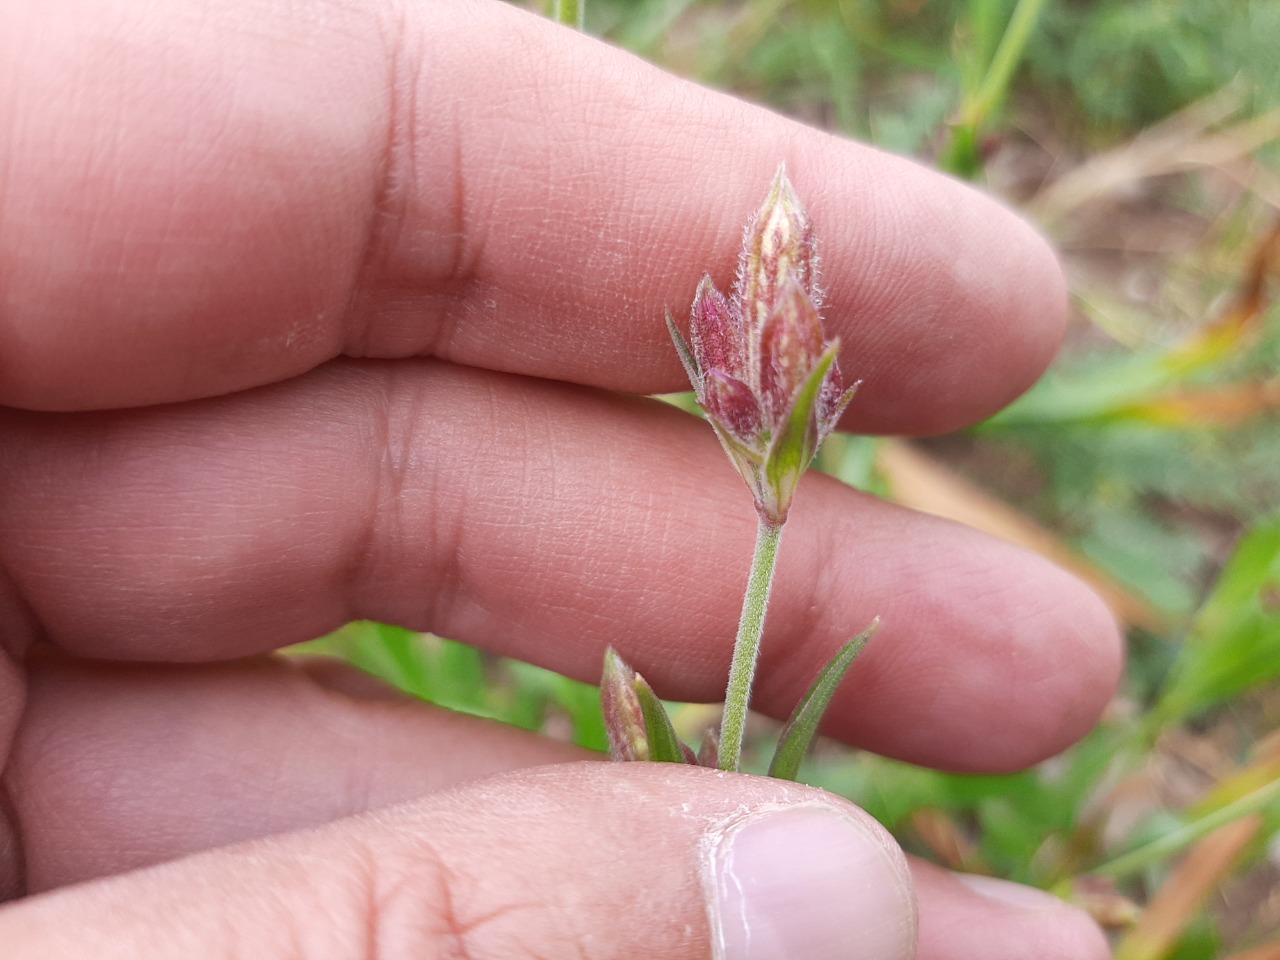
[718,515,784,771]
[552,0,584,29]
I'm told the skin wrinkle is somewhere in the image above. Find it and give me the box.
[343,372,397,619]
[409,2,1039,407]
[0,0,382,408]
[0,781,25,901]
[0,541,35,897]
[400,370,503,639]
[365,777,638,960]
[367,363,463,626]
[350,840,382,960]
[349,1,489,365]
[12,654,577,888]
[346,2,426,360]
[344,13,404,361]
[0,648,26,901]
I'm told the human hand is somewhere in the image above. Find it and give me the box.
[0,1,1121,957]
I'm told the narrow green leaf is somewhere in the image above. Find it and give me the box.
[1156,519,1280,723]
[635,676,691,764]
[666,310,701,390]
[769,619,879,781]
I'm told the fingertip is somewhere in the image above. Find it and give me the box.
[1036,565,1125,756]
[973,560,1125,771]
[772,495,1124,773]
[805,151,1070,436]
[917,864,1111,960]
[921,550,1124,773]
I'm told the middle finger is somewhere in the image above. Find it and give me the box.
[0,358,1121,770]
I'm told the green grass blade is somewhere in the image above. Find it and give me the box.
[944,0,1047,176]
[551,0,584,30]
[1155,519,1280,725]
[769,619,878,781]
[1091,775,1280,880]
[553,675,608,752]
[971,0,1046,126]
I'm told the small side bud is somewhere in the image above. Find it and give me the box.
[698,727,721,768]
[703,369,762,440]
[601,647,649,761]
[758,279,826,418]
[690,276,742,382]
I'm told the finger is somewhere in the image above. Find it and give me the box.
[0,360,1122,772]
[1,762,919,960]
[6,659,1107,960]
[6,652,580,893]
[914,862,1110,960]
[1,0,1064,434]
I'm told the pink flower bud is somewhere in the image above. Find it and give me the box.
[739,169,820,342]
[690,276,743,382]
[601,647,649,761]
[759,278,826,418]
[668,165,856,524]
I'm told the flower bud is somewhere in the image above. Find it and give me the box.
[668,165,856,524]
[601,647,649,761]
[740,167,820,347]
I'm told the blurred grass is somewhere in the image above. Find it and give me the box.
[296,2,1280,955]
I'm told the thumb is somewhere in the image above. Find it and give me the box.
[0,762,916,960]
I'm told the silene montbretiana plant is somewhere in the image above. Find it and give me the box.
[602,166,878,779]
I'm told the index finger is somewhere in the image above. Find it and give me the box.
[0,0,1064,433]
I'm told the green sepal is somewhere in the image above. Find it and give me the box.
[764,342,839,520]
[768,618,879,781]
[635,676,692,764]
[666,310,701,390]
[705,418,767,500]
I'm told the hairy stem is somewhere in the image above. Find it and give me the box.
[718,516,784,771]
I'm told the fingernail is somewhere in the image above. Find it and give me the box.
[707,804,915,960]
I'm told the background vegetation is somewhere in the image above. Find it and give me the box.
[301,2,1280,956]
